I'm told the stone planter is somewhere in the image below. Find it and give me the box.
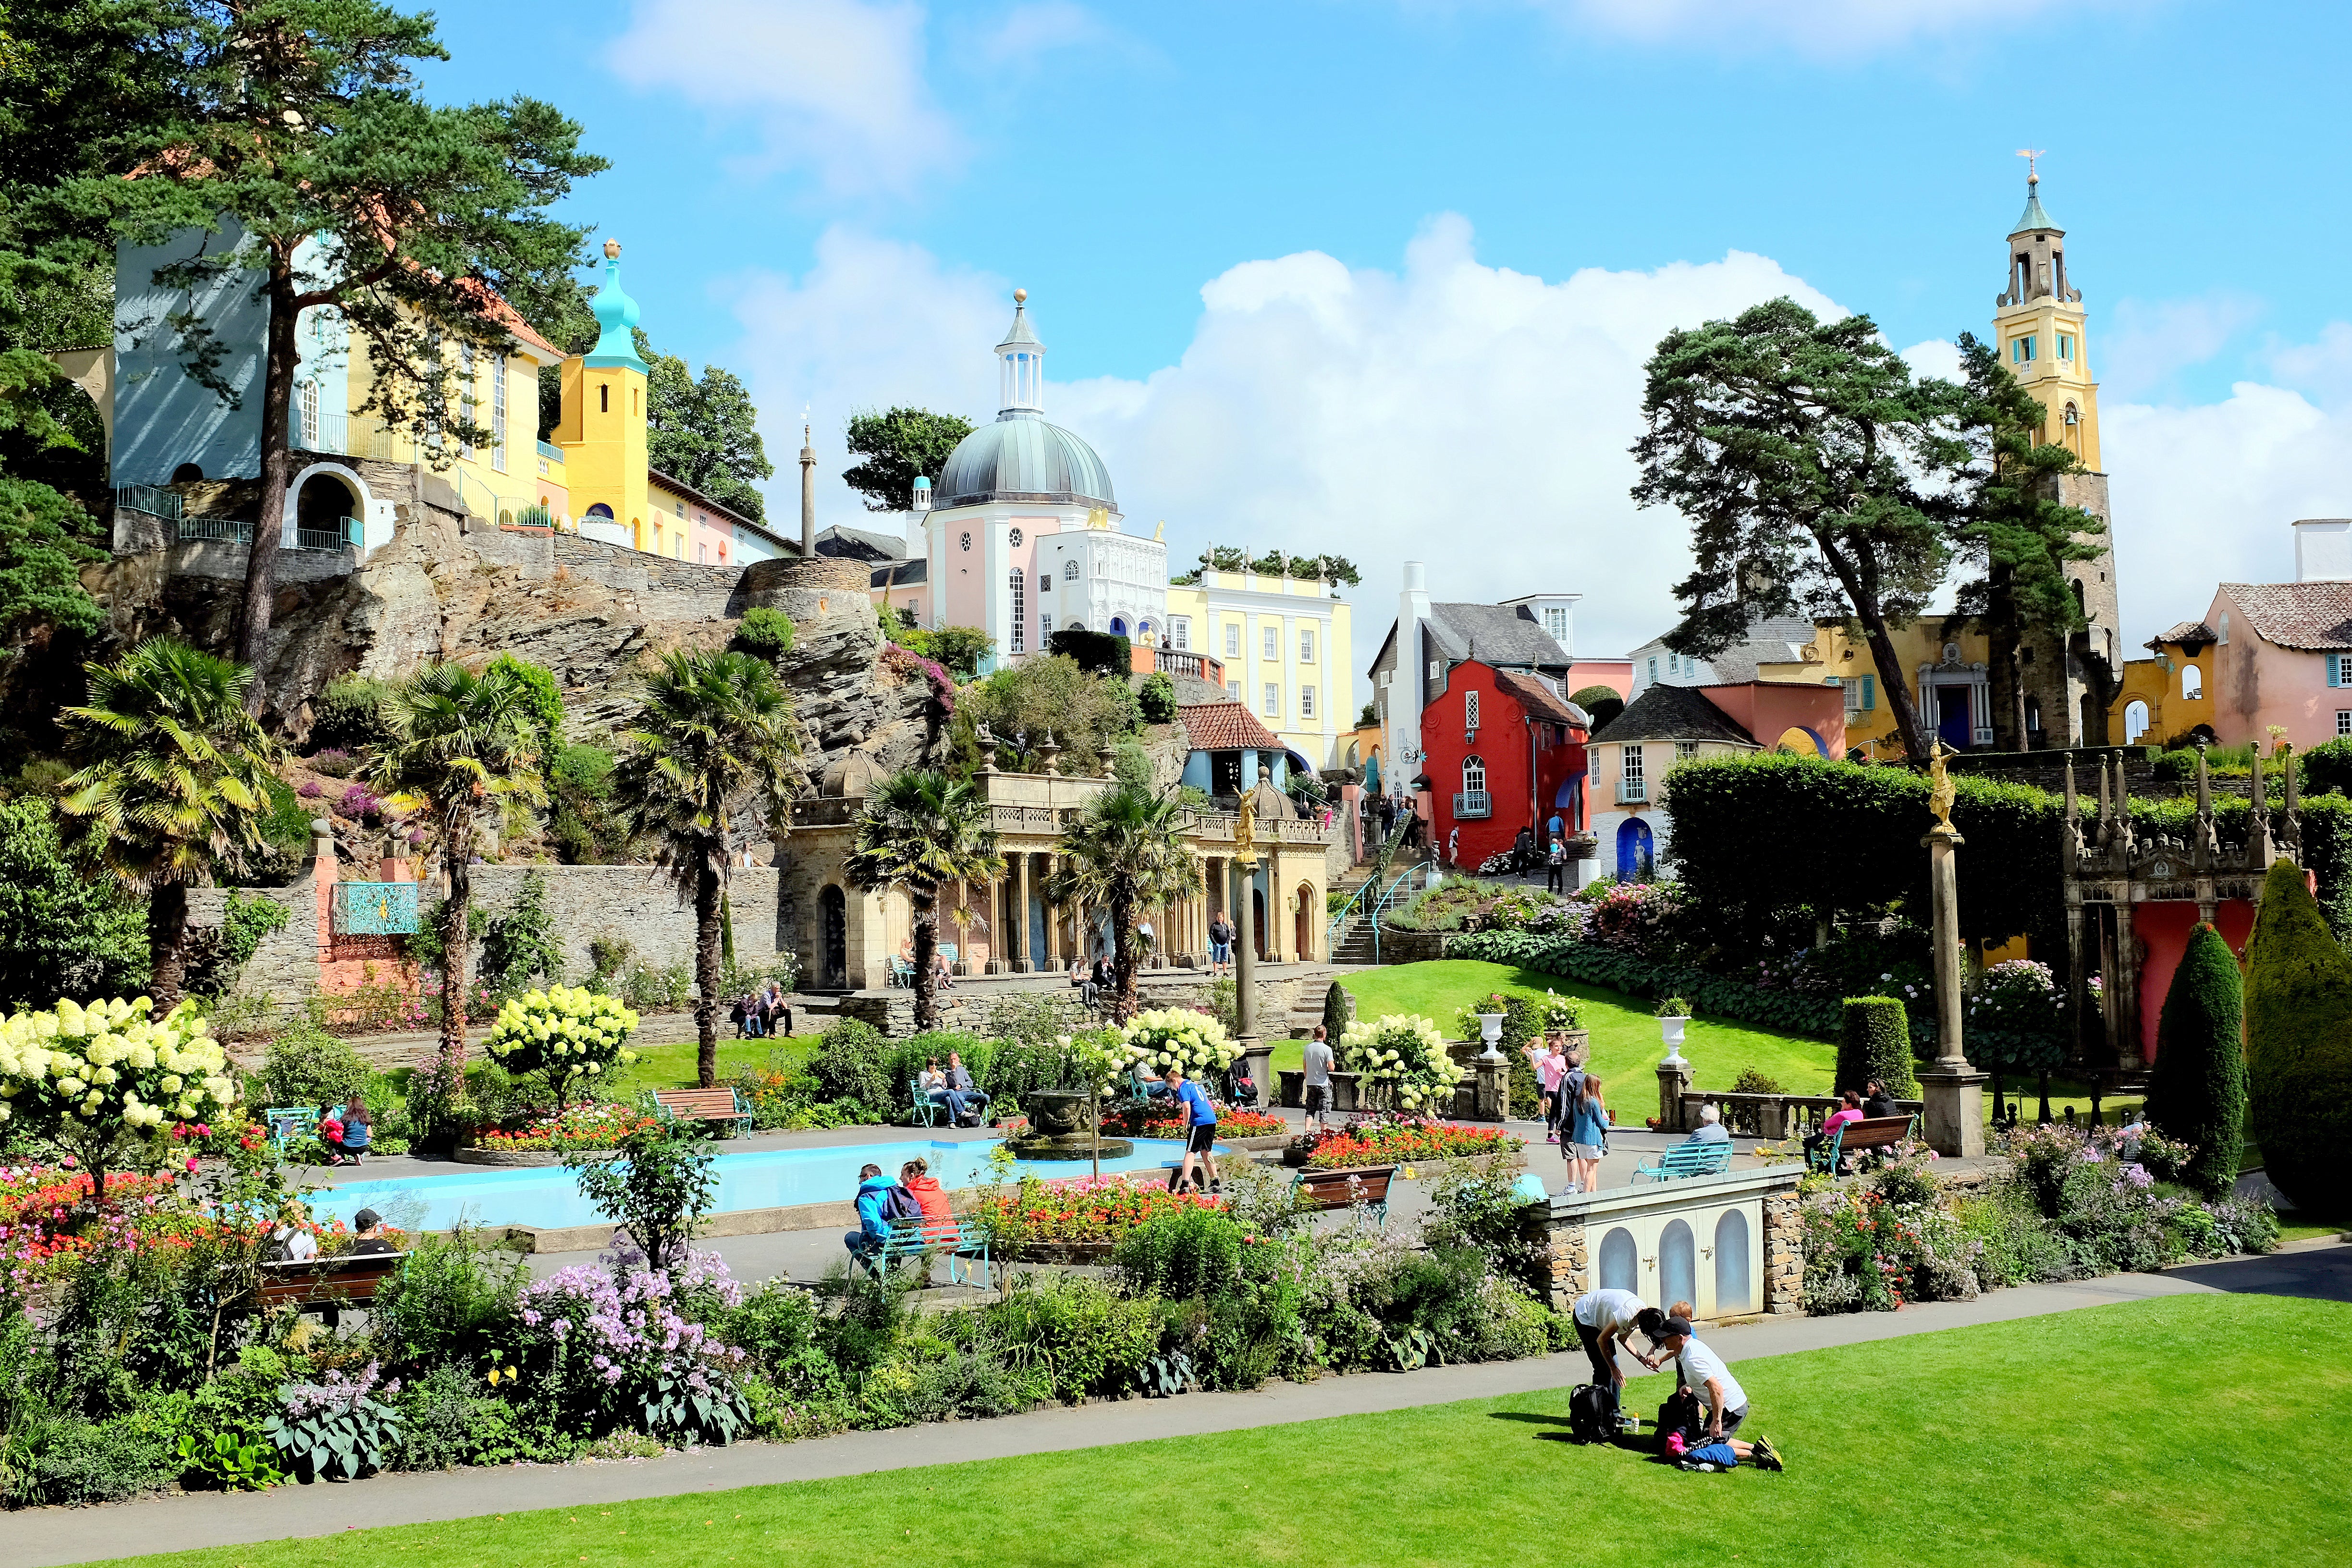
[455,1145,617,1167]
[1658,1016,1690,1060]
[1004,1089,1133,1160]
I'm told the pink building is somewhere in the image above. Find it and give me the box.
[2203,521,2352,749]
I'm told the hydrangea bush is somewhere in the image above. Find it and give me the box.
[1119,1009,1240,1081]
[482,985,641,1109]
[0,997,239,1196]
[1337,1014,1465,1114]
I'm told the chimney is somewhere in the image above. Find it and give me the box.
[2293,518,2352,582]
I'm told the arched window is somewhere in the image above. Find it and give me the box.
[2182,663,2202,700]
[1598,1227,1637,1293]
[585,503,613,520]
[2124,699,2151,742]
[1138,620,1153,640]
[1109,616,1127,636]
[1660,1218,1697,1314]
[171,462,204,483]
[1064,558,1078,580]
[1714,1210,1753,1316]
[2026,695,2042,733]
[1461,756,1486,795]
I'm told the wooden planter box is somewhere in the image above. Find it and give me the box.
[999,1238,1118,1265]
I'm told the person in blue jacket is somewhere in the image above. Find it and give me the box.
[845,1164,893,1262]
[1165,1065,1221,1195]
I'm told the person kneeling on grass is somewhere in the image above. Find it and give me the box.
[845,1164,894,1264]
[1654,1314,1782,1472]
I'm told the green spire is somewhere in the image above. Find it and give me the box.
[2010,179,2059,236]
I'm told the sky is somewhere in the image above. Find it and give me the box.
[422,0,2352,682]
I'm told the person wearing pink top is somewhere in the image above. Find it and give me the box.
[1805,1090,1866,1170]
[1529,1039,1568,1141]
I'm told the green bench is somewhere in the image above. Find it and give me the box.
[853,1215,992,1288]
[263,1106,320,1153]
[1808,1114,1918,1174]
[1632,1139,1734,1183]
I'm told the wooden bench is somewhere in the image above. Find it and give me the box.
[1633,1139,1734,1183]
[1810,1114,1918,1173]
[254,1250,408,1311]
[651,1087,753,1132]
[1288,1164,1396,1224]
[852,1215,992,1288]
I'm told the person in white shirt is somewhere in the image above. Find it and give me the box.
[1570,1288,1666,1410]
[1660,1315,1750,1443]
[1300,1025,1336,1129]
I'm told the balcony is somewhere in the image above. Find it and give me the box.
[176,516,356,551]
[1452,790,1492,819]
[1154,648,1226,688]
[1616,778,1648,805]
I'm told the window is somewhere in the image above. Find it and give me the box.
[1842,678,1861,712]
[490,354,508,472]
[1008,570,1026,654]
[1041,612,1054,636]
[1428,659,1441,681]
[1543,605,1568,640]
[1622,745,1643,784]
[1064,558,1079,580]
[1647,656,1658,685]
[1301,686,1316,718]
[698,543,707,564]
[1299,627,1315,663]
[2058,334,2075,362]
[1263,625,1279,661]
[2011,335,2037,364]
[1839,674,1876,711]
[458,343,477,458]
[2331,655,2352,689]
[1263,682,1280,716]
[2340,711,2352,737]
[599,382,609,414]
[1227,680,1241,699]
[1008,527,1023,547]
[1038,572,1051,595]
[1675,741,1698,760]
[1225,623,1240,658]
[1462,756,1487,794]
[297,379,320,448]
[1171,616,1189,649]
[2183,663,2203,699]
[2218,612,2229,646]
[1465,689,1481,731]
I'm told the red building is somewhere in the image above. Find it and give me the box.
[1417,661,1592,870]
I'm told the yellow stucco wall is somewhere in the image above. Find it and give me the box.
[341,336,549,523]
[552,358,648,548]
[1756,619,1993,758]
[2109,637,2217,746]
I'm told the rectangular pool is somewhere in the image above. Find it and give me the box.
[304,1138,1202,1234]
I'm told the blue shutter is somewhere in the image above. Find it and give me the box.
[1861,675,1876,710]
[2331,655,2345,689]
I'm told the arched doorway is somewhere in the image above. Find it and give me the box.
[1252,884,1268,961]
[295,469,361,546]
[1598,1227,1637,1293]
[2123,699,2151,744]
[1714,1210,1753,1315]
[1616,818,1653,881]
[1294,882,1313,962]
[819,886,847,989]
[1109,615,1128,637]
[1660,1218,1697,1313]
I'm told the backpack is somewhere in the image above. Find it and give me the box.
[1656,1387,1703,1449]
[1567,1384,1617,1445]
[882,1185,923,1222]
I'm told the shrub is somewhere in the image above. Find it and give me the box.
[550,745,630,865]
[1965,959,2068,1086]
[1731,1066,1786,1095]
[0,997,240,1195]
[2146,922,2247,1198]
[1336,1014,1465,1114]
[1118,1008,1241,1081]
[485,653,564,754]
[0,796,147,1010]
[1115,1202,1245,1301]
[955,1274,1161,1403]
[482,984,640,1110]
[480,870,567,994]
[1837,996,1917,1097]
[1044,626,1130,677]
[2302,736,2352,799]
[564,1117,720,1269]
[14,1408,184,1505]
[1321,980,1354,1041]
[808,1019,893,1117]
[310,674,393,753]
[266,1364,404,1482]
[2243,858,2352,1215]
[256,1018,372,1109]
[370,1228,528,1377]
[1137,671,1177,724]
[512,1250,749,1445]
[733,607,796,656]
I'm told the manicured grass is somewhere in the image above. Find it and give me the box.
[87,1293,2352,1568]
[604,1033,808,1099]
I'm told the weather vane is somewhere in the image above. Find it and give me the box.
[2016,147,2046,183]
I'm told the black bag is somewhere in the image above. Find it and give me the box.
[1568,1384,1617,1445]
[1656,1388,1703,1449]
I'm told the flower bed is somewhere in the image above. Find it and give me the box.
[973,1172,1226,1252]
[1098,1104,1286,1139]
[468,1101,657,1153]
[1287,1115,1523,1171]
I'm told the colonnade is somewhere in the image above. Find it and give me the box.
[921,845,1320,972]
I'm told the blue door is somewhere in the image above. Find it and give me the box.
[1616,819,1652,880]
[1936,686,1972,751]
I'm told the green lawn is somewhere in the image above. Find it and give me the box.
[605,1033,808,1099]
[88,1293,2352,1568]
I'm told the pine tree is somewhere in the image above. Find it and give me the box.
[2243,859,2352,1215]
[2145,922,2247,1197]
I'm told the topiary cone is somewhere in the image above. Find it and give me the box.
[1836,995,1917,1099]
[2145,921,2246,1198]
[2243,859,2352,1215]
[1322,980,1355,1041]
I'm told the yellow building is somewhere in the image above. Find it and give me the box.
[2108,622,2218,746]
[1754,619,1995,760]
[1163,567,1355,772]
[1997,172,2101,470]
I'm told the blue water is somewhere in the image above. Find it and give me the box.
[304,1138,1204,1233]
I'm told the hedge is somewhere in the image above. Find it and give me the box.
[2145,921,2246,1198]
[2244,859,2352,1216]
[1838,996,1917,1098]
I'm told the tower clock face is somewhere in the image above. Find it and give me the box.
[1008,527,1023,546]
[960,532,971,551]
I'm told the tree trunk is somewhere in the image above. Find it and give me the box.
[440,808,473,1074]
[2012,643,2031,754]
[1111,887,1139,1022]
[694,858,723,1087]
[147,874,190,1012]
[911,888,940,1031]
[237,262,301,706]
[1817,539,1932,763]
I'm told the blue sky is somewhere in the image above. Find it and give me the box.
[421,0,2352,669]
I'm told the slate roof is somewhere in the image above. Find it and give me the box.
[2220,584,2352,652]
[1587,684,1757,748]
[2150,620,2217,651]
[819,525,913,562]
[1427,602,1571,668]
[1176,702,1281,753]
[871,559,928,589]
[1494,669,1586,726]
[1629,614,1817,682]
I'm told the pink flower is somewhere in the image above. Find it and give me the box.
[184,1157,199,1172]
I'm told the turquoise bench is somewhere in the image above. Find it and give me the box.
[263,1106,320,1152]
[1632,1139,1733,1183]
[854,1215,992,1288]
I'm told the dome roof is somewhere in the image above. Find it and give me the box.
[936,413,1115,510]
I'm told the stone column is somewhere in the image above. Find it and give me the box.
[1474,1056,1507,1122]
[1547,1213,1589,1312]
[1917,820,1987,1157]
[1235,855,1260,1051]
[1262,845,1283,963]
[1656,1054,1692,1133]
[984,874,1008,974]
[1762,1190,1805,1314]
[1011,852,1032,973]
[1041,854,1061,971]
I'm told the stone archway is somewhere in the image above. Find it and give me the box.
[283,460,374,551]
[1294,881,1313,962]
[819,885,847,989]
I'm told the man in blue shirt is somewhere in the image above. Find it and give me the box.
[845,1164,894,1264]
[1165,1065,1221,1195]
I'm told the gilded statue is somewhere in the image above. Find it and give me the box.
[1234,787,1259,865]
[1927,740,1956,831]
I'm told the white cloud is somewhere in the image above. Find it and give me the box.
[605,0,958,195]
[1469,0,2163,56]
[2099,291,2265,400]
[968,1,1111,69]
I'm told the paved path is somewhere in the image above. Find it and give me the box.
[11,1242,2344,1568]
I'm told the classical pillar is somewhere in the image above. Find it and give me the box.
[1235,855,1260,1049]
[1041,854,1062,971]
[1656,1054,1693,1133]
[1918,819,1986,1157]
[1262,845,1283,963]
[1012,851,1033,973]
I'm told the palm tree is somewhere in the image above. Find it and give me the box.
[845,770,1004,1031]
[613,649,802,1088]
[368,661,546,1073]
[1049,783,1202,1022]
[59,638,283,1009]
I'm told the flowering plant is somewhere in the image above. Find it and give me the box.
[1966,959,2069,1073]
[1291,1114,1521,1170]
[513,1248,750,1446]
[1119,1008,1240,1079]
[266,1362,404,1482]
[974,1172,1225,1250]
[1065,1029,1136,1095]
[472,1101,656,1152]
[1536,990,1582,1031]
[482,985,640,1109]
[1581,878,1683,957]
[0,997,240,1196]
[1102,1104,1286,1139]
[1336,1013,1464,1114]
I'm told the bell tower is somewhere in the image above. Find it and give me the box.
[1994,157,2122,750]
[554,238,649,550]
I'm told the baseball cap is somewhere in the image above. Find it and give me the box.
[353,1208,382,1230]
[1662,1317,1694,1338]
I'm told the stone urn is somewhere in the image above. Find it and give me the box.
[1003,1088,1134,1160]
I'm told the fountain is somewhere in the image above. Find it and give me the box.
[1004,1088,1134,1160]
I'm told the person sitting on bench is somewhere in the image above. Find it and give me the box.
[845,1164,893,1262]
[1681,1103,1730,1147]
[1802,1091,1865,1169]
[347,1208,396,1256]
[1862,1078,1899,1119]
[1133,1062,1176,1101]
[901,1158,955,1236]
[946,1053,991,1124]
[919,1060,973,1125]
[265,1201,319,1262]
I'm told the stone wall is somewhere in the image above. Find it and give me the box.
[1540,1165,1804,1319]
[831,966,1315,1039]
[1762,1188,1804,1315]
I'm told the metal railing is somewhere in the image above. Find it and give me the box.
[1365,858,1435,964]
[295,517,358,551]
[177,515,251,545]
[1616,778,1648,804]
[116,484,184,521]
[1453,790,1491,819]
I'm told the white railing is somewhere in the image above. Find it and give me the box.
[1616,778,1648,804]
[1453,790,1492,818]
